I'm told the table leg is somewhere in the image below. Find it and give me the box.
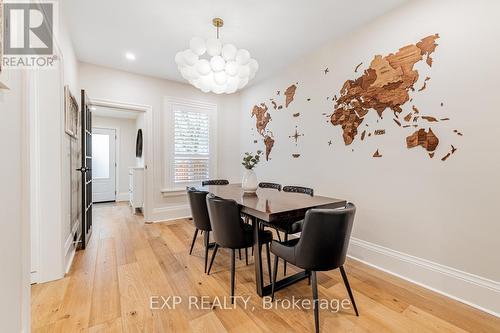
[252,216,264,297]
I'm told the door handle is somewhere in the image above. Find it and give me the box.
[75,167,92,172]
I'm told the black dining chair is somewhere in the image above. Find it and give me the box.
[206,193,273,303]
[258,182,282,191]
[283,185,314,196]
[186,187,217,273]
[271,185,314,275]
[270,203,358,333]
[202,179,229,186]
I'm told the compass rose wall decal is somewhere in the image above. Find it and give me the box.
[289,126,304,145]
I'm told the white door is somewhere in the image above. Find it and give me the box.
[92,128,116,202]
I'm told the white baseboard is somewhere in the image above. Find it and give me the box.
[150,204,191,222]
[116,192,129,202]
[348,237,500,317]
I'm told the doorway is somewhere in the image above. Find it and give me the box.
[88,99,151,220]
[92,128,117,202]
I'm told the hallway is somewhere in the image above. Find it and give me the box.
[30,203,500,332]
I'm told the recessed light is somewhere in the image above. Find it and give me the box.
[125,52,136,61]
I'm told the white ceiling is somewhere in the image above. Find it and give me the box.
[63,0,408,88]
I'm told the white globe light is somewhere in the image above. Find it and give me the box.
[236,49,250,65]
[221,43,237,61]
[238,65,250,78]
[206,38,222,56]
[226,76,239,93]
[200,85,210,93]
[210,55,226,72]
[189,37,206,56]
[238,78,249,89]
[176,36,257,93]
[200,72,215,88]
[195,59,211,76]
[183,49,198,66]
[182,65,198,80]
[175,51,186,67]
[225,61,238,76]
[249,58,259,74]
[192,78,201,89]
[213,83,227,94]
[214,71,228,85]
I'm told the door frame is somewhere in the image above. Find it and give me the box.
[90,98,153,221]
[91,126,118,202]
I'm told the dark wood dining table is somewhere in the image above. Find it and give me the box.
[197,183,347,297]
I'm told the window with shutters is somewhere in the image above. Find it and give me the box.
[165,98,217,189]
[173,110,210,183]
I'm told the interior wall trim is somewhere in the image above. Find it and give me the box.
[151,204,190,222]
[116,192,129,202]
[348,237,500,318]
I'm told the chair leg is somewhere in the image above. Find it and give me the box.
[239,249,242,260]
[189,229,199,255]
[283,232,288,276]
[251,245,254,256]
[207,244,219,275]
[245,247,248,266]
[271,254,279,301]
[307,270,311,285]
[203,231,209,273]
[230,249,236,304]
[311,271,320,333]
[339,266,359,316]
[276,229,282,242]
[265,242,272,284]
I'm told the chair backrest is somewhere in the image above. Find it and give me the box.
[186,188,212,231]
[295,203,356,271]
[206,193,248,249]
[258,182,282,191]
[202,179,229,186]
[283,185,314,196]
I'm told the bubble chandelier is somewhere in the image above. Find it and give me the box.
[175,18,258,94]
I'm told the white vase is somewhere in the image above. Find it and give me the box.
[242,168,258,193]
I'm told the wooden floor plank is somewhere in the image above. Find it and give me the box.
[89,238,121,327]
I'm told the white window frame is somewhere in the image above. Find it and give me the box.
[164,97,218,190]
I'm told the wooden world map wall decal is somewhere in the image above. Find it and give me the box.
[251,83,298,160]
[284,84,297,107]
[326,34,461,161]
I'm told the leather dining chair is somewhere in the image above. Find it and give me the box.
[206,193,273,303]
[282,185,314,196]
[258,182,282,191]
[186,187,217,273]
[202,179,229,186]
[271,185,314,275]
[270,203,359,333]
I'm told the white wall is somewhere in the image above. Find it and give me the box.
[79,63,242,221]
[58,0,80,276]
[0,70,30,332]
[239,0,500,315]
[29,0,80,283]
[93,115,137,200]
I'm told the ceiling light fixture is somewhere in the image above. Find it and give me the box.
[125,52,136,61]
[175,17,258,94]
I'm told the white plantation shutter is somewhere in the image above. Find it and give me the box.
[173,110,210,183]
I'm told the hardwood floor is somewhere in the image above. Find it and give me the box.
[32,203,500,332]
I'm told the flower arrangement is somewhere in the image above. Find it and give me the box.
[241,150,262,170]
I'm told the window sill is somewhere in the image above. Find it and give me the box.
[160,188,187,197]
